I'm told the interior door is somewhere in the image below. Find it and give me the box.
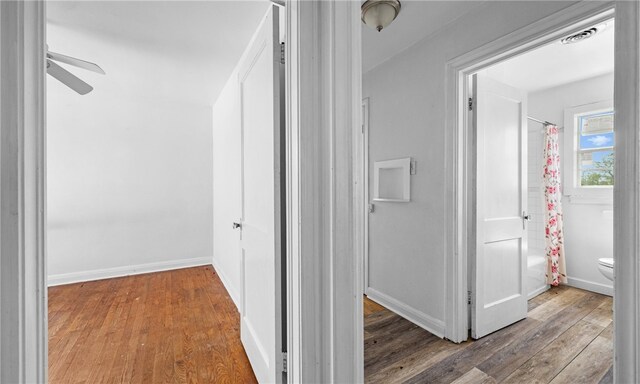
[471,74,528,339]
[238,6,284,383]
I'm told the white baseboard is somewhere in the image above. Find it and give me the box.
[48,257,212,287]
[567,276,613,297]
[211,257,240,310]
[528,284,550,299]
[365,287,445,338]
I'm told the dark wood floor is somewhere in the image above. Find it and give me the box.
[48,266,257,383]
[365,285,613,384]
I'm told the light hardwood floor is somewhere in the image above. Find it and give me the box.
[48,266,257,383]
[364,286,613,384]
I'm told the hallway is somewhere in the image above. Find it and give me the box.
[365,286,613,383]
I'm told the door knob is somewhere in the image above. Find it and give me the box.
[233,222,242,229]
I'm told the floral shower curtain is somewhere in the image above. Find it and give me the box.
[543,124,567,286]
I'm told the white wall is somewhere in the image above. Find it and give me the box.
[528,73,614,295]
[211,72,242,307]
[362,0,581,335]
[47,32,214,285]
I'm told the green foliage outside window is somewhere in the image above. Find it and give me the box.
[581,152,614,186]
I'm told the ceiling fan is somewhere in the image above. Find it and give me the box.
[46,48,105,95]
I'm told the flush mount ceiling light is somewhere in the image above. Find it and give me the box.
[361,0,401,32]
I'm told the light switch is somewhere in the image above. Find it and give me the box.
[410,160,417,175]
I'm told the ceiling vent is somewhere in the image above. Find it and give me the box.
[560,27,601,45]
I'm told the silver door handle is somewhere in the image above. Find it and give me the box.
[233,222,242,229]
[522,212,531,229]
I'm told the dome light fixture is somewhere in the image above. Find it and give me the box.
[361,0,401,32]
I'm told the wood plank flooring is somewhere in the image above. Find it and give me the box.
[364,286,613,384]
[48,266,257,384]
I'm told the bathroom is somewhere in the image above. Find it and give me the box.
[478,18,615,299]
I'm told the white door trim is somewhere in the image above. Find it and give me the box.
[0,0,48,382]
[613,1,640,381]
[445,0,640,381]
[360,98,370,293]
[284,1,363,382]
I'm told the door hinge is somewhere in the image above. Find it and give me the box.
[468,97,473,111]
[282,351,288,373]
[280,42,285,65]
[467,290,472,305]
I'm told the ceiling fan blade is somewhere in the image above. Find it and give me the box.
[47,59,94,95]
[47,50,105,75]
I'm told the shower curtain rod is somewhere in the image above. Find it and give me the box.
[527,116,555,126]
[527,116,564,131]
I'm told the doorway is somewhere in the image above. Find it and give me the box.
[444,3,619,343]
[44,2,285,383]
[458,7,615,337]
[462,14,615,381]
[361,4,617,383]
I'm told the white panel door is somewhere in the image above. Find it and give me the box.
[472,74,528,339]
[238,6,284,383]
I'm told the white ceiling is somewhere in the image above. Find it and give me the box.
[46,1,271,105]
[482,20,615,92]
[362,1,484,73]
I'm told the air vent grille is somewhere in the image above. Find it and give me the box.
[561,27,599,45]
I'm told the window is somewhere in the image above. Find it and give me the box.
[563,100,614,200]
[576,111,614,187]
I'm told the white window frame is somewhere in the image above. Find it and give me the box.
[563,99,614,202]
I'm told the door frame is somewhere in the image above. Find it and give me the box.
[284,1,363,382]
[444,1,640,381]
[0,1,48,382]
[359,98,370,292]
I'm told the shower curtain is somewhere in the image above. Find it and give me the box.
[543,124,567,286]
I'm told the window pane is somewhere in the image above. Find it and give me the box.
[579,131,614,150]
[580,169,614,186]
[580,112,614,135]
[579,150,614,186]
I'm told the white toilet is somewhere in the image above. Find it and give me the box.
[598,258,614,281]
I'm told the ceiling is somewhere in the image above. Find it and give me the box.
[482,19,615,92]
[362,1,484,73]
[48,1,604,102]
[46,1,271,105]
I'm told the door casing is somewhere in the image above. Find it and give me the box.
[444,2,616,346]
[360,98,370,293]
